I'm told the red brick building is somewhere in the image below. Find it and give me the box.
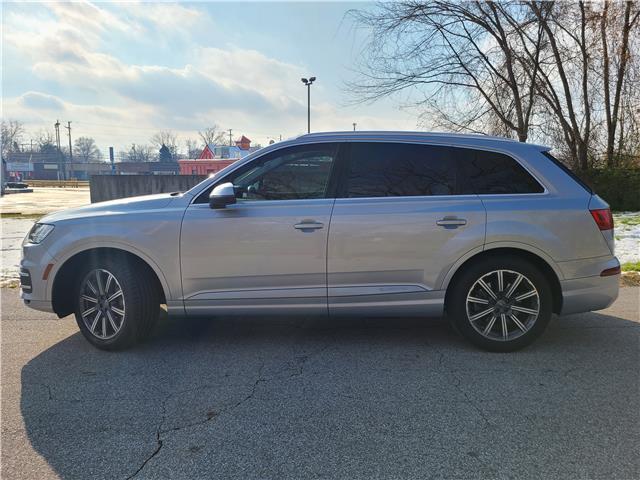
[178,158,237,176]
[179,135,259,175]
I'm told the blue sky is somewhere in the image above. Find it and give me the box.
[2,1,418,154]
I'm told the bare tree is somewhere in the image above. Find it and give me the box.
[150,130,178,157]
[350,1,640,170]
[600,1,640,167]
[1,120,24,159]
[348,2,544,142]
[73,137,101,163]
[184,138,201,158]
[198,125,226,146]
[33,130,57,154]
[126,143,154,162]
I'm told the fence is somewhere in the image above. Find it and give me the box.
[90,175,207,203]
[27,179,90,188]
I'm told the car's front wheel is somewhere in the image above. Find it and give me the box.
[448,256,553,352]
[74,256,159,350]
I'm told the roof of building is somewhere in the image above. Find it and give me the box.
[6,151,61,163]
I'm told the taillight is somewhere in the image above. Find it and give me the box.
[590,208,614,231]
[600,265,621,277]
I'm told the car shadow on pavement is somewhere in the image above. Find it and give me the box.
[18,311,640,479]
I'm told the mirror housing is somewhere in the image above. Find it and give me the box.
[209,182,237,209]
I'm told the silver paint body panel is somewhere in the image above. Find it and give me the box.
[180,198,334,315]
[327,195,485,317]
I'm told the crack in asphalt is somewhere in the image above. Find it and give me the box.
[124,362,266,480]
[436,351,494,429]
[123,342,331,479]
[288,343,332,379]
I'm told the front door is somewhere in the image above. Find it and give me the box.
[180,143,340,316]
[327,141,486,317]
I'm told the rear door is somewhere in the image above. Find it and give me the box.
[327,141,486,317]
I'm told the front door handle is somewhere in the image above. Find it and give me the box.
[294,220,324,231]
[436,217,467,227]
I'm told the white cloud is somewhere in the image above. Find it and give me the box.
[2,1,417,151]
[18,92,66,111]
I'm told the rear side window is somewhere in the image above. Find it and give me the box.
[345,142,456,197]
[457,149,544,194]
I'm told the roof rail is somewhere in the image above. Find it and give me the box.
[298,130,519,142]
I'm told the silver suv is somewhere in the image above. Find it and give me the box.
[20,132,620,351]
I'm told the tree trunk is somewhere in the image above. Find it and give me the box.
[577,140,589,171]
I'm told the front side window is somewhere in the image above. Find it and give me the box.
[345,142,456,198]
[195,144,338,203]
[457,149,544,194]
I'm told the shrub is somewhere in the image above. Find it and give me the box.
[579,169,640,211]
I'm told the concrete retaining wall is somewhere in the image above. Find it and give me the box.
[90,175,207,203]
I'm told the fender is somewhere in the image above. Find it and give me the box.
[440,241,564,291]
[46,239,173,302]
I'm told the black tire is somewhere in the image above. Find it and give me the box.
[447,255,553,352]
[73,256,160,350]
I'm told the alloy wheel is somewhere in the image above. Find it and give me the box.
[465,269,540,342]
[79,269,126,340]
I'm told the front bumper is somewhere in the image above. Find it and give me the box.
[20,244,55,313]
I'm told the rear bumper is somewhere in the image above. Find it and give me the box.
[559,273,619,315]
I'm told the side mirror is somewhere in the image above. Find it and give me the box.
[209,182,237,209]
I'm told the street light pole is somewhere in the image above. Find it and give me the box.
[301,76,316,133]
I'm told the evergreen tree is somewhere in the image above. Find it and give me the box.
[159,143,172,162]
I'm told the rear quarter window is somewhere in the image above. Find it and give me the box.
[541,151,593,194]
[457,148,544,194]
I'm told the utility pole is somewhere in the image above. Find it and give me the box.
[301,77,316,133]
[65,121,73,172]
[54,120,63,180]
[109,147,115,174]
[353,122,357,131]
[228,129,233,146]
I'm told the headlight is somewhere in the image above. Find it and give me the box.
[24,223,55,245]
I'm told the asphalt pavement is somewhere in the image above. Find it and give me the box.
[1,287,638,479]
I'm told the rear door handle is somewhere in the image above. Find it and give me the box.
[294,220,324,231]
[436,217,467,227]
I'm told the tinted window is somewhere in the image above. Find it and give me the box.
[345,143,456,198]
[458,149,544,194]
[195,144,337,203]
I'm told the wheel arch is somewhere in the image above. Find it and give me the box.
[443,245,563,314]
[51,246,167,318]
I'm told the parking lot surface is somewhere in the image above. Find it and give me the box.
[1,287,638,479]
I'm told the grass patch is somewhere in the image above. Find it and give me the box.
[617,216,640,226]
[621,261,640,272]
[0,213,44,219]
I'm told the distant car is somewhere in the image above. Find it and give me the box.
[20,131,619,351]
[6,181,29,189]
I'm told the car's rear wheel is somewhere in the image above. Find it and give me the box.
[74,257,159,350]
[448,256,553,352]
